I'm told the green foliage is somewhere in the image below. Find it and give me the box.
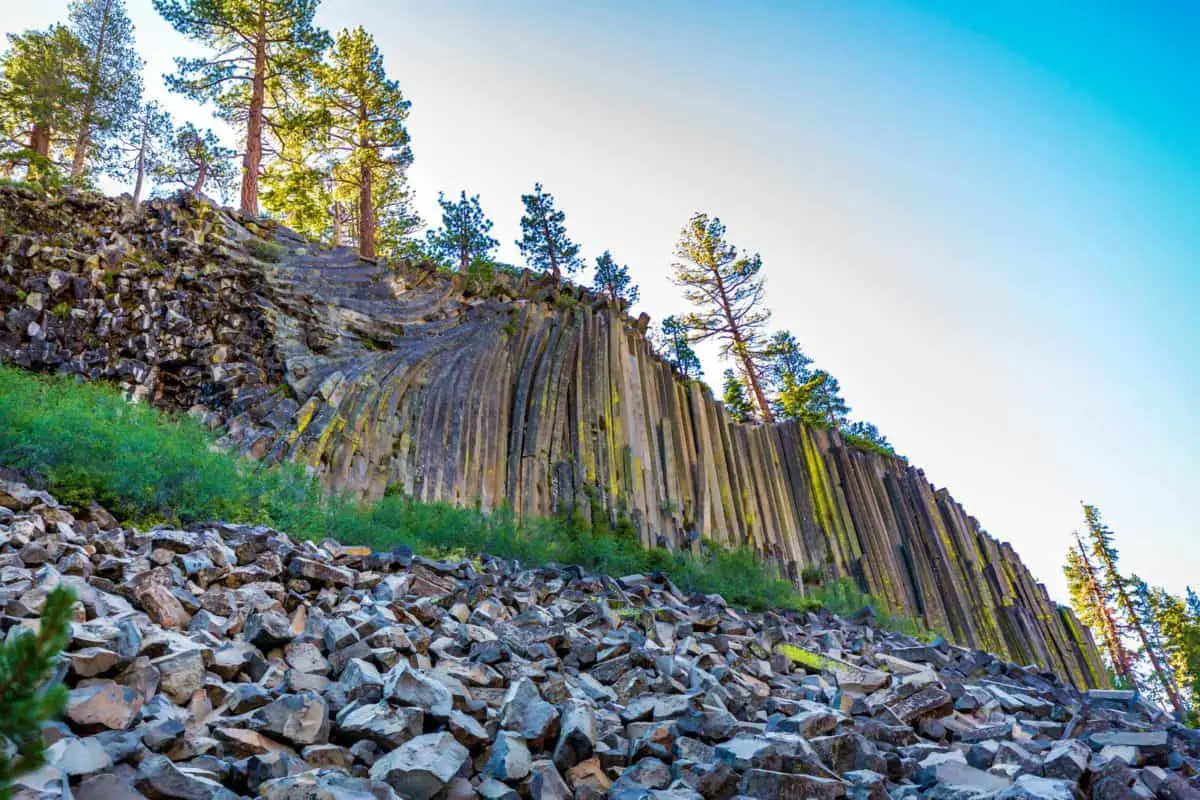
[0,584,75,798]
[804,577,931,638]
[778,369,849,427]
[658,315,702,379]
[0,25,90,175]
[592,250,639,306]
[517,183,582,278]
[722,369,755,423]
[244,236,285,262]
[0,366,823,616]
[425,191,498,271]
[842,421,896,457]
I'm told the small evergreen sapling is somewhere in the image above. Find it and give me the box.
[0,585,75,798]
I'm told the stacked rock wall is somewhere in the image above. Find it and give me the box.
[0,187,1106,688]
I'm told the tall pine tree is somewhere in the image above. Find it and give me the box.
[592,250,639,306]
[1084,504,1186,716]
[672,213,773,421]
[67,0,143,181]
[426,191,498,270]
[108,100,171,203]
[1064,529,1134,684]
[317,27,411,259]
[517,183,582,279]
[154,0,330,216]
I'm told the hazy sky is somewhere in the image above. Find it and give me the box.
[4,0,1197,601]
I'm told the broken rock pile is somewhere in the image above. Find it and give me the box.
[1,478,1196,800]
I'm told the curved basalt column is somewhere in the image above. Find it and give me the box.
[0,188,1107,687]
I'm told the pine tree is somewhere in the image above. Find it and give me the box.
[108,101,171,204]
[425,191,498,271]
[660,316,702,379]
[155,122,237,200]
[517,183,582,279]
[153,0,330,216]
[1084,504,1186,716]
[1130,576,1184,711]
[776,369,849,427]
[0,26,89,178]
[1064,529,1133,683]
[316,27,411,259]
[1152,587,1200,721]
[66,0,143,181]
[373,166,422,260]
[0,585,75,797]
[592,250,639,306]
[722,369,755,423]
[672,213,773,422]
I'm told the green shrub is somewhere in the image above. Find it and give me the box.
[0,367,808,612]
[0,366,935,631]
[244,237,285,263]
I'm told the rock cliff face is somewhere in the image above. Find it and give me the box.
[0,187,1106,688]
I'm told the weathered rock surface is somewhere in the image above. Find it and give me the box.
[0,480,1194,800]
[0,186,1104,686]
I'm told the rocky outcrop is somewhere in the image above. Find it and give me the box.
[3,480,1195,800]
[0,186,1105,687]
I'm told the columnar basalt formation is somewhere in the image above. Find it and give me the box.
[0,187,1106,687]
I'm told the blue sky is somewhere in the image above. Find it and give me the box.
[4,0,1197,600]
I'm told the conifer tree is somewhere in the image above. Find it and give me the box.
[316,27,411,259]
[1152,587,1200,721]
[592,250,639,306]
[672,213,773,421]
[660,316,702,379]
[109,101,171,204]
[517,183,582,279]
[0,585,75,797]
[776,369,849,427]
[1130,576,1184,710]
[1084,504,1186,716]
[426,191,498,270]
[156,122,236,200]
[722,369,755,423]
[1064,529,1133,683]
[0,26,89,176]
[67,0,143,181]
[153,0,330,216]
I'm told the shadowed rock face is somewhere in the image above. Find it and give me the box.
[0,187,1106,687]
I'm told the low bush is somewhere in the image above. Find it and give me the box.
[0,366,928,629]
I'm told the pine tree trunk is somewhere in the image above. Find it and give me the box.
[332,201,343,247]
[192,161,207,194]
[132,128,146,205]
[710,270,773,423]
[1090,529,1187,716]
[71,0,113,181]
[542,217,560,279]
[357,102,375,259]
[240,19,267,217]
[30,123,51,158]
